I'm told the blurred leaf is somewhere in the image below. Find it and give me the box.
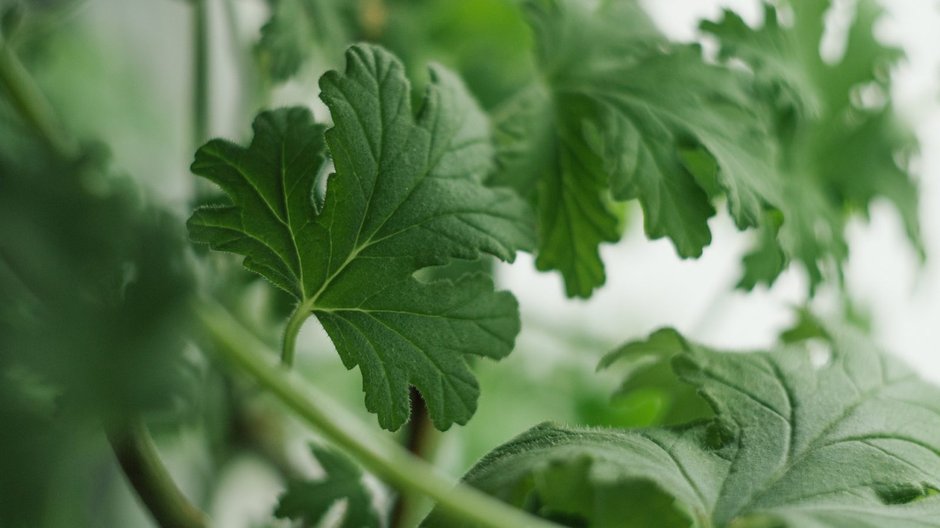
[255,0,358,81]
[426,324,940,527]
[377,0,535,109]
[703,0,922,290]
[0,137,196,424]
[188,45,534,431]
[494,0,780,298]
[598,328,712,426]
[0,112,197,525]
[274,444,380,528]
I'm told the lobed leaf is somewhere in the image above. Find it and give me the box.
[189,44,535,431]
[703,0,922,290]
[426,322,940,527]
[493,0,781,297]
[255,0,356,81]
[274,445,379,528]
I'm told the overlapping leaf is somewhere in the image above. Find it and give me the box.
[426,323,940,527]
[0,115,196,526]
[492,0,780,297]
[703,0,922,289]
[255,0,356,81]
[275,445,379,528]
[189,44,534,431]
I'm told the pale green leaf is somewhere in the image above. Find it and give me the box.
[703,0,922,290]
[427,324,940,527]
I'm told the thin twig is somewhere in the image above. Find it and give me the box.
[108,422,208,528]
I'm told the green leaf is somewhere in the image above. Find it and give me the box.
[0,138,196,425]
[274,444,379,528]
[255,0,356,81]
[189,44,535,430]
[597,328,712,426]
[426,324,940,527]
[0,118,197,526]
[703,0,922,290]
[494,0,780,297]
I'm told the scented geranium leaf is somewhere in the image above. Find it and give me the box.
[426,324,940,527]
[703,0,922,290]
[189,44,534,430]
[274,445,379,528]
[597,328,711,426]
[494,84,621,297]
[255,0,356,81]
[492,0,780,297]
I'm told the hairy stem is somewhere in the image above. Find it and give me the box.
[191,0,209,146]
[108,422,208,528]
[281,304,311,366]
[196,300,558,528]
[0,40,76,158]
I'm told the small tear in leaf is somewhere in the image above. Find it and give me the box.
[312,158,333,215]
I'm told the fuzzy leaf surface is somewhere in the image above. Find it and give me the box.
[426,324,940,527]
[189,44,534,430]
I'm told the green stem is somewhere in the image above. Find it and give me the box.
[108,422,208,528]
[196,300,558,528]
[390,388,437,528]
[191,0,209,146]
[281,304,311,366]
[0,40,76,158]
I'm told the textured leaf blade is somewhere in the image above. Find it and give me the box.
[426,322,940,527]
[189,45,535,430]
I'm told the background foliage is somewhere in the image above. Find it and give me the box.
[1,0,938,527]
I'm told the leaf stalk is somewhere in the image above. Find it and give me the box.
[191,0,209,146]
[281,303,312,366]
[108,422,208,528]
[0,40,76,158]
[195,300,558,528]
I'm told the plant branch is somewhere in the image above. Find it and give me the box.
[107,422,208,528]
[191,0,209,146]
[390,388,436,528]
[0,40,76,158]
[195,300,558,528]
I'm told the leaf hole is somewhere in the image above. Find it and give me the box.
[806,339,832,369]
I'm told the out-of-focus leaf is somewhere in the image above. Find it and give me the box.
[494,0,780,298]
[255,0,358,81]
[0,112,197,525]
[598,328,711,426]
[703,0,922,290]
[274,444,379,528]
